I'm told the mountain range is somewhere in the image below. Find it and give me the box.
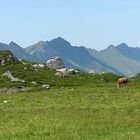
[0,37,140,76]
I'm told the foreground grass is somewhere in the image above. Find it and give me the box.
[0,85,140,140]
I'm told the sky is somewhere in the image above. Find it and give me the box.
[0,0,140,50]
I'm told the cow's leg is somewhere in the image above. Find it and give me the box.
[117,84,120,88]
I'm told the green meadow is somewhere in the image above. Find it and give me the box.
[0,63,140,140]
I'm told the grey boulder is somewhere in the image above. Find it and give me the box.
[46,56,65,69]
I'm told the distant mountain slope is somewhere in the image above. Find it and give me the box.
[26,41,57,62]
[0,43,9,50]
[0,42,34,61]
[25,37,120,73]
[116,43,140,62]
[1,37,140,76]
[88,45,140,76]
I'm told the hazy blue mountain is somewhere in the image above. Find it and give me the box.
[25,37,120,73]
[1,37,140,76]
[0,41,34,61]
[116,43,140,62]
[88,44,140,76]
[0,43,9,50]
[26,41,57,62]
[8,41,34,61]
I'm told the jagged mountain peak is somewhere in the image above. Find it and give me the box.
[9,41,15,44]
[49,37,71,47]
[52,37,67,42]
[9,41,18,46]
[9,41,16,45]
[1,37,140,76]
[4,41,34,61]
[117,43,128,48]
[108,44,115,49]
[100,44,115,53]
[36,41,46,46]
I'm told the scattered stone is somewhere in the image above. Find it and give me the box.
[56,68,79,75]
[41,84,50,89]
[22,62,27,65]
[2,71,25,83]
[18,59,22,62]
[1,88,19,93]
[0,87,31,93]
[55,68,72,77]
[100,72,105,74]
[62,70,70,77]
[31,81,37,85]
[55,71,64,77]
[56,68,68,72]
[78,77,85,80]
[68,69,79,74]
[47,56,65,69]
[1,60,5,66]
[20,87,32,92]
[129,74,136,78]
[60,86,65,89]
[101,78,109,82]
[32,64,45,69]
[3,100,8,103]
[88,70,96,74]
[55,70,70,77]
[101,78,104,81]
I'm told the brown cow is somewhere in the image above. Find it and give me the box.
[117,77,128,87]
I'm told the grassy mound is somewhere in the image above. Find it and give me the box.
[0,60,120,90]
[0,57,140,139]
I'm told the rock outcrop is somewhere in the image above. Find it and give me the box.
[46,56,65,69]
[0,50,20,66]
[41,84,50,89]
[57,68,79,74]
[55,68,79,77]
[0,87,31,93]
[2,71,25,83]
[55,71,70,77]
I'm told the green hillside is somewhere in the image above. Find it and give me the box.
[0,51,140,140]
[0,60,120,90]
[0,71,140,140]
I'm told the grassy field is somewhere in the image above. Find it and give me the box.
[0,61,140,139]
[0,84,140,140]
